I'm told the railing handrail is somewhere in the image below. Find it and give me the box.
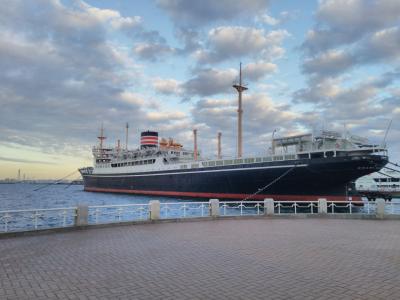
[160,202,210,205]
[89,203,150,209]
[0,207,77,214]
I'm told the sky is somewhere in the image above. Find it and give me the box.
[0,0,399,180]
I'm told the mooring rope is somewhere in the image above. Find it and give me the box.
[388,161,400,168]
[382,165,400,173]
[241,164,297,201]
[33,170,79,192]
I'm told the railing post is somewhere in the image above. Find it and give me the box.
[264,198,274,216]
[209,199,219,217]
[149,200,160,220]
[318,198,327,214]
[375,199,385,219]
[75,205,89,226]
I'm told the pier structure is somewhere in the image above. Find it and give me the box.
[1,215,400,299]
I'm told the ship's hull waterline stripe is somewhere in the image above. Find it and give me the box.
[84,187,363,203]
[87,164,308,177]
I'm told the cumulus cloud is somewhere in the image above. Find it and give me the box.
[294,73,399,125]
[0,0,181,156]
[302,50,353,77]
[191,94,300,156]
[302,0,400,55]
[152,78,183,95]
[243,61,277,81]
[157,0,270,26]
[300,0,400,79]
[182,68,237,97]
[197,26,289,64]
[133,43,176,61]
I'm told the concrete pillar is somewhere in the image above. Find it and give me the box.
[264,198,274,215]
[318,198,327,214]
[75,205,88,226]
[149,200,160,220]
[209,199,219,217]
[375,199,385,219]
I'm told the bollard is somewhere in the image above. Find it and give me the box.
[375,198,385,219]
[149,200,160,220]
[209,199,219,217]
[318,198,327,214]
[75,205,89,226]
[264,198,274,215]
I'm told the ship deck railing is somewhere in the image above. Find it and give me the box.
[1,199,399,234]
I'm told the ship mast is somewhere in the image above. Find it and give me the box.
[125,122,129,150]
[233,63,248,158]
[97,123,106,150]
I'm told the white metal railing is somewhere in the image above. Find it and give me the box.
[88,203,150,224]
[1,200,399,234]
[160,202,209,218]
[274,201,319,215]
[0,207,76,233]
[219,201,264,216]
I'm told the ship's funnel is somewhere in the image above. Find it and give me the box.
[141,131,158,149]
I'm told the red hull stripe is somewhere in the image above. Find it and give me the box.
[141,137,158,140]
[84,187,362,203]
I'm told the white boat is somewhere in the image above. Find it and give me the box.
[356,167,400,200]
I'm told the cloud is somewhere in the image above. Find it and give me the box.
[191,94,300,156]
[300,0,400,78]
[294,73,399,125]
[133,43,176,61]
[196,26,289,64]
[0,156,58,165]
[243,61,277,81]
[157,0,270,26]
[302,0,400,55]
[146,111,187,122]
[260,13,280,26]
[182,68,237,97]
[152,78,183,95]
[0,0,181,156]
[302,50,353,77]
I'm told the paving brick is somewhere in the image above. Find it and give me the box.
[0,219,400,299]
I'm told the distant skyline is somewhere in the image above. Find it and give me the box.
[0,0,399,179]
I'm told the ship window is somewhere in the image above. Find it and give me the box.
[191,163,199,168]
[180,164,187,169]
[273,156,284,161]
[202,162,208,167]
[256,158,262,162]
[216,161,223,166]
[245,158,254,163]
[224,160,233,165]
[263,157,272,162]
[234,159,243,164]
[208,161,216,167]
[284,154,295,160]
[139,161,143,165]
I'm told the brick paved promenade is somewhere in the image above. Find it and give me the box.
[1,219,400,299]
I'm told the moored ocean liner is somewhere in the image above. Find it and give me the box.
[79,66,388,202]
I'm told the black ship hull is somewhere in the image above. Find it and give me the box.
[80,154,387,202]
